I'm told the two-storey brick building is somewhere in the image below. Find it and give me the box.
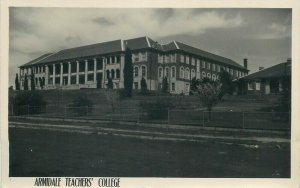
[18,36,249,94]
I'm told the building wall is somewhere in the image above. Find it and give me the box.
[19,48,248,94]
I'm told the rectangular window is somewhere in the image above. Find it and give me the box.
[170,54,176,62]
[55,77,60,84]
[248,82,254,90]
[191,58,195,66]
[79,75,85,84]
[140,52,147,61]
[63,63,68,74]
[71,75,76,84]
[171,83,175,91]
[71,62,77,73]
[88,74,94,81]
[97,60,103,70]
[164,55,169,63]
[217,65,220,72]
[207,62,211,70]
[186,56,189,64]
[158,54,163,63]
[134,53,139,62]
[256,82,261,90]
[202,61,206,68]
[180,55,184,63]
[63,76,68,85]
[49,78,53,85]
[79,62,85,72]
[88,60,94,71]
[212,64,216,71]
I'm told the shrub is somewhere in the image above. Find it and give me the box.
[70,93,93,116]
[139,97,174,119]
[11,91,47,115]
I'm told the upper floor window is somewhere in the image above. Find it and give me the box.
[191,58,195,66]
[164,55,170,63]
[212,64,216,71]
[180,55,184,63]
[134,66,139,77]
[196,60,200,72]
[170,54,176,62]
[217,65,220,72]
[165,67,169,77]
[202,61,206,68]
[140,52,147,61]
[141,66,146,77]
[171,67,176,78]
[186,56,189,64]
[207,62,211,70]
[180,67,184,78]
[158,54,163,63]
[158,67,163,78]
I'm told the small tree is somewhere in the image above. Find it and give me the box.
[190,77,200,92]
[30,74,35,90]
[123,48,133,97]
[140,77,147,95]
[162,77,168,93]
[107,77,113,89]
[198,82,221,120]
[15,73,20,90]
[24,74,28,90]
[218,69,234,100]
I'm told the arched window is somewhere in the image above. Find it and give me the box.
[202,71,206,77]
[207,73,211,79]
[165,67,169,77]
[106,70,110,79]
[191,69,195,78]
[185,68,190,79]
[134,66,139,77]
[116,69,120,79]
[158,67,163,78]
[212,74,216,81]
[180,67,184,78]
[111,69,115,79]
[142,66,146,77]
[171,67,176,78]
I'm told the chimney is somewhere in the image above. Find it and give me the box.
[259,67,264,71]
[243,58,248,69]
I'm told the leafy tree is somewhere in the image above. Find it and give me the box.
[190,77,200,92]
[218,69,234,99]
[30,74,35,90]
[140,77,148,95]
[198,82,221,120]
[15,73,20,90]
[24,74,28,90]
[107,77,113,89]
[123,48,133,97]
[162,77,168,93]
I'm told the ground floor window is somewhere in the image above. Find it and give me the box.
[88,74,94,81]
[134,82,138,89]
[63,76,68,85]
[248,82,254,90]
[79,75,85,84]
[171,83,175,91]
[71,76,76,84]
[49,78,53,85]
[55,77,60,85]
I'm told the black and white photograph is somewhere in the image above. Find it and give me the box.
[1,2,300,187]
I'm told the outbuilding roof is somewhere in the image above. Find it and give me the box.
[239,61,291,81]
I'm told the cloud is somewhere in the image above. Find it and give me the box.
[256,22,291,39]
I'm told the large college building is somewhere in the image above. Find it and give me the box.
[18,36,249,94]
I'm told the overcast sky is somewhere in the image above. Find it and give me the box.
[9,8,291,86]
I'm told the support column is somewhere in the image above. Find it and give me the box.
[94,58,97,83]
[68,62,71,86]
[85,60,88,83]
[52,64,55,85]
[102,58,106,88]
[120,54,125,88]
[115,56,117,64]
[45,65,49,86]
[76,61,79,84]
[60,63,63,86]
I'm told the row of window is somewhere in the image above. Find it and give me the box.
[106,69,120,79]
[134,66,147,77]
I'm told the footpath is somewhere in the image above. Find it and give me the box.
[9,116,290,145]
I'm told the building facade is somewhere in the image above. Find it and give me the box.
[18,36,249,94]
[237,59,291,95]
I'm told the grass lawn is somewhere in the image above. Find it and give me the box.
[9,127,290,178]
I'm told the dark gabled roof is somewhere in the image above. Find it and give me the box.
[40,39,123,64]
[124,36,149,50]
[19,53,53,68]
[175,41,246,70]
[162,41,178,51]
[20,36,247,70]
[240,62,291,81]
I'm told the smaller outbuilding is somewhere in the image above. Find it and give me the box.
[237,58,291,95]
